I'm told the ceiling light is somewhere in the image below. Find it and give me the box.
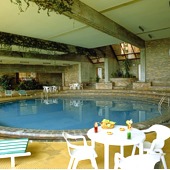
[148,34,152,39]
[139,26,144,32]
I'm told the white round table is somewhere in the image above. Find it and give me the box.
[87,125,146,169]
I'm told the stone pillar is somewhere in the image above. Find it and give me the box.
[104,58,109,82]
[140,48,146,82]
[78,63,82,83]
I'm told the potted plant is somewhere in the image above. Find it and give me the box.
[96,75,100,83]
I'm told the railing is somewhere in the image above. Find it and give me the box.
[158,95,170,114]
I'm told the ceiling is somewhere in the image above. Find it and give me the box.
[0,0,169,66]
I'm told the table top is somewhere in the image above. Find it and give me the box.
[87,125,146,146]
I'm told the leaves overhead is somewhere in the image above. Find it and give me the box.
[10,0,74,16]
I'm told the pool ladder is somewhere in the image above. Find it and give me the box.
[158,95,170,114]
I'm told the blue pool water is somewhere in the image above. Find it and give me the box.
[0,97,163,130]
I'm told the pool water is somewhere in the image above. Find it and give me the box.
[0,97,163,130]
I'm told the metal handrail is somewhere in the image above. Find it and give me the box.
[158,95,170,114]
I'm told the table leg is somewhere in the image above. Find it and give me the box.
[139,142,144,155]
[91,140,95,148]
[120,145,124,156]
[104,144,109,170]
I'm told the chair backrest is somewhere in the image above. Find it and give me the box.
[5,90,12,96]
[143,124,170,151]
[19,90,27,95]
[145,124,170,140]
[62,132,87,157]
[115,153,161,170]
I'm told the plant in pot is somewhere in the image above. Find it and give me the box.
[96,75,100,83]
[111,69,123,78]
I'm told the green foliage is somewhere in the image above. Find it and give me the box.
[0,75,15,90]
[123,58,131,78]
[16,79,42,90]
[111,69,123,78]
[96,75,100,83]
[10,0,74,15]
[111,59,133,78]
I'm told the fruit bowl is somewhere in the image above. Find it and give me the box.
[101,119,116,129]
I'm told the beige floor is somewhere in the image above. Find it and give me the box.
[0,129,170,169]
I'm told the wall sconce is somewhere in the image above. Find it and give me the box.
[139,26,144,32]
[148,34,152,39]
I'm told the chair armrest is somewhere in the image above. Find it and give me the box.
[148,139,165,153]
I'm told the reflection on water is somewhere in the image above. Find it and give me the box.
[0,97,166,130]
[70,100,83,107]
[41,98,58,105]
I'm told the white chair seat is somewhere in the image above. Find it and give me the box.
[131,124,170,169]
[71,146,97,159]
[62,132,98,169]
[114,153,161,170]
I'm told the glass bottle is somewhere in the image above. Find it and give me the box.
[94,122,98,133]
[127,130,131,139]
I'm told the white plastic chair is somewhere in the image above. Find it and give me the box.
[114,152,161,170]
[62,132,98,169]
[69,84,74,90]
[131,124,170,169]
[52,86,57,92]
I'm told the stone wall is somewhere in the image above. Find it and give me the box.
[110,78,136,87]
[95,82,113,89]
[38,73,62,86]
[146,38,170,84]
[81,62,96,83]
[105,46,119,81]
[64,64,79,86]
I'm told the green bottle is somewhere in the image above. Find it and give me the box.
[127,130,131,139]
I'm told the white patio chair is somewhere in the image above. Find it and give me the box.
[51,86,57,92]
[62,132,98,169]
[114,152,161,170]
[131,124,170,169]
[69,84,74,90]
[43,86,49,93]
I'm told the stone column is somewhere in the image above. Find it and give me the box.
[104,58,109,82]
[78,63,82,83]
[140,48,146,82]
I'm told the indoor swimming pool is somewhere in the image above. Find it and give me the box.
[0,97,165,130]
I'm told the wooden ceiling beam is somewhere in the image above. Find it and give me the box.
[63,0,145,48]
[20,0,145,48]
